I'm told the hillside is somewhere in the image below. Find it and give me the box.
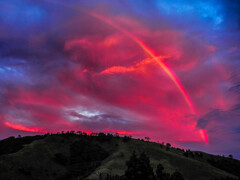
[0,132,239,180]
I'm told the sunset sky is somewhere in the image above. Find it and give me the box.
[0,0,240,158]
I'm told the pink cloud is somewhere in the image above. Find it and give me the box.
[1,1,237,156]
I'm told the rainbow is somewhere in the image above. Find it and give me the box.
[84,11,196,115]
[43,0,208,144]
[43,1,196,113]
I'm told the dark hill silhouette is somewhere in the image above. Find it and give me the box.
[0,132,239,180]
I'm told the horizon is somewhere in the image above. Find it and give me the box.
[0,0,240,159]
[0,131,235,158]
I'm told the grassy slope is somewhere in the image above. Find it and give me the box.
[87,139,237,180]
[0,135,238,180]
[0,135,76,180]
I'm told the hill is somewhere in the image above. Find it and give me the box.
[0,132,239,180]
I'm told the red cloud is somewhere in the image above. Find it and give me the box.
[5,122,47,133]
[1,1,235,151]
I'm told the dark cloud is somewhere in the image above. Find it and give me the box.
[196,105,240,159]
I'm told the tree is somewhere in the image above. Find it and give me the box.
[76,131,82,135]
[156,163,164,179]
[166,143,171,148]
[114,133,120,138]
[138,152,155,180]
[125,151,155,180]
[156,163,170,180]
[123,136,131,142]
[125,151,138,179]
[171,172,184,180]
[145,137,150,141]
[166,143,171,151]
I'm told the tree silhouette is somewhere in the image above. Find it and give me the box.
[171,172,184,180]
[145,137,150,141]
[125,151,138,179]
[166,143,171,151]
[138,152,155,180]
[156,163,170,180]
[125,151,155,180]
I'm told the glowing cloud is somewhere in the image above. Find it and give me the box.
[5,122,48,133]
[43,0,206,143]
[87,12,196,115]
[200,129,209,144]
[5,1,239,155]
[99,57,153,75]
[103,129,139,135]
[44,0,196,114]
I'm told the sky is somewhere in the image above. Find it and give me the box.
[0,0,240,158]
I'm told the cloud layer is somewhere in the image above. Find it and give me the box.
[0,0,240,158]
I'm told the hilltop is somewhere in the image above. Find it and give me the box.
[0,132,239,180]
